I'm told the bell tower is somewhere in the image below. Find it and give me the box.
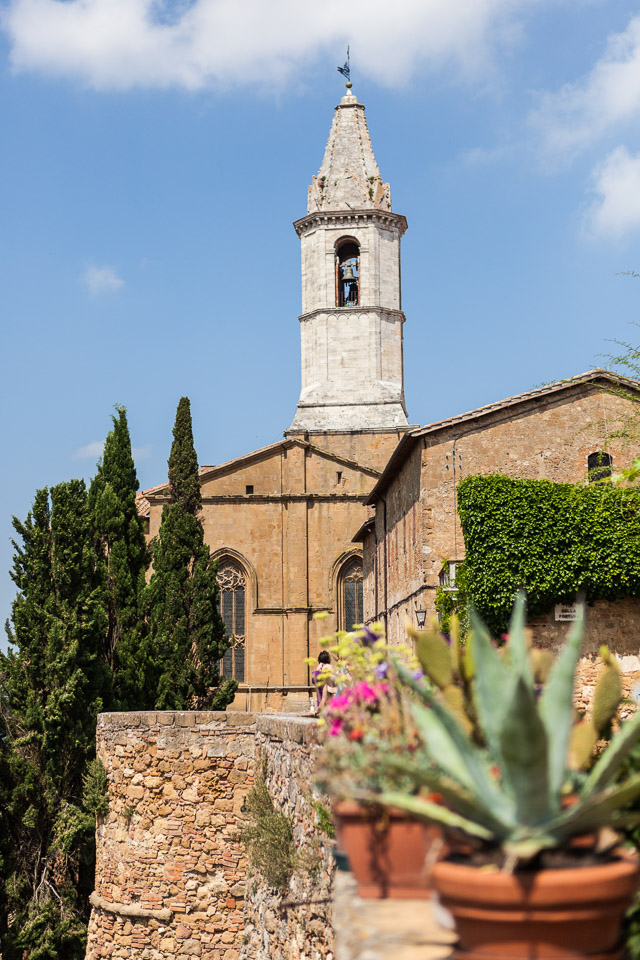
[287,83,409,434]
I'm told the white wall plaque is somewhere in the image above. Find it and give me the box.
[554,603,583,622]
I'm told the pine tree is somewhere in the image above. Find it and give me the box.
[1,482,108,960]
[89,407,149,709]
[145,397,237,709]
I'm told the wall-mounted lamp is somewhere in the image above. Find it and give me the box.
[415,607,427,629]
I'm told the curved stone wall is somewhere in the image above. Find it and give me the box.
[85,711,256,960]
[85,711,334,960]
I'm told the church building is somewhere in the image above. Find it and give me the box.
[139,82,412,712]
[139,84,640,710]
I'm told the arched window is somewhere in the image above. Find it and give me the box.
[336,238,360,307]
[217,561,246,682]
[587,451,612,483]
[338,557,364,630]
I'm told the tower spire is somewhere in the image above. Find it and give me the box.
[287,92,408,436]
[307,84,391,214]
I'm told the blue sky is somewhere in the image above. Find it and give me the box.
[2,0,640,642]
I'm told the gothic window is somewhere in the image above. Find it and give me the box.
[587,451,612,483]
[338,557,364,630]
[336,238,360,307]
[217,561,246,683]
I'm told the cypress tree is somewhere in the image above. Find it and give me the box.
[145,397,237,709]
[89,406,149,709]
[1,481,108,960]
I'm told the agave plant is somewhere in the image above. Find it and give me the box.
[377,594,640,864]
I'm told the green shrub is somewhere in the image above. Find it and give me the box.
[82,760,109,819]
[239,768,296,891]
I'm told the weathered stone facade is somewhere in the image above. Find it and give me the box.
[85,712,334,960]
[141,429,405,713]
[358,373,640,647]
[529,596,640,657]
[85,711,255,960]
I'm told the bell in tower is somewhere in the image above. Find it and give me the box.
[337,240,359,307]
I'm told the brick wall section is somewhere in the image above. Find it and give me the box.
[85,713,334,960]
[240,716,334,960]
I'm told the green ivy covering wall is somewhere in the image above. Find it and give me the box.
[453,474,640,636]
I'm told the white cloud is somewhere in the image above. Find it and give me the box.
[73,440,151,461]
[82,264,125,296]
[2,0,539,92]
[73,439,105,459]
[585,146,640,240]
[132,445,152,461]
[531,15,640,158]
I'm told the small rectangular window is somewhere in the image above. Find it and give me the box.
[246,485,254,495]
[439,562,459,590]
[337,471,342,484]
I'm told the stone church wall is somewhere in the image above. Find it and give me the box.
[366,385,639,645]
[85,712,333,960]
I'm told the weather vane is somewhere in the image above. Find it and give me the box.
[337,46,351,85]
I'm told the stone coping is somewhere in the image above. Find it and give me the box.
[96,710,258,729]
[96,710,320,744]
[255,713,320,744]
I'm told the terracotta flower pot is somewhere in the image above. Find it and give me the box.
[333,800,444,899]
[431,852,639,960]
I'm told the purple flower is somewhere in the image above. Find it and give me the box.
[375,661,389,679]
[360,626,380,647]
[412,669,425,681]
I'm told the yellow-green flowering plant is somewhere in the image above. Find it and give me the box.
[310,622,428,800]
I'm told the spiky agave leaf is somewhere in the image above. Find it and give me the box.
[398,662,515,822]
[506,592,534,690]
[552,773,640,839]
[499,676,554,825]
[538,614,584,795]
[377,791,494,841]
[376,754,511,837]
[582,710,640,799]
[469,607,514,778]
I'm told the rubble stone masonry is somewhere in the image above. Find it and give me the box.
[85,712,333,960]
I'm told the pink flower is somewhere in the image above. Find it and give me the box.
[329,693,352,711]
[329,718,344,737]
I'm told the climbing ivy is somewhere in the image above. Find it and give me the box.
[452,474,640,636]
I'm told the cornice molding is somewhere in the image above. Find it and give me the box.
[293,208,407,238]
[145,493,369,506]
[298,306,405,324]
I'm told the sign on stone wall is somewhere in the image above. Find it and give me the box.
[554,603,584,622]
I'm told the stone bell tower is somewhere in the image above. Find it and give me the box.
[287,83,409,434]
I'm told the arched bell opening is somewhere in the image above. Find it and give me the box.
[336,238,360,307]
